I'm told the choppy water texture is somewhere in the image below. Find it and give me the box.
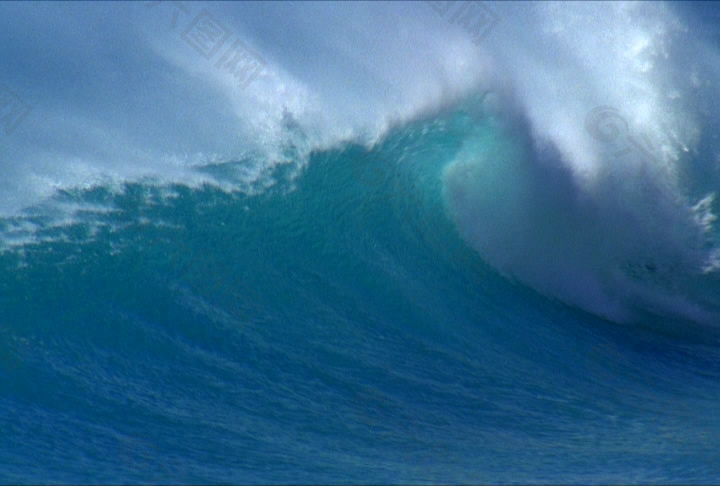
[2,1,720,483]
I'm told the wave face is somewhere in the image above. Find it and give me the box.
[2,1,720,483]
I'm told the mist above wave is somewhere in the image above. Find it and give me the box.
[443,2,720,327]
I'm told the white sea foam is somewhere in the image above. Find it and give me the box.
[443,2,720,326]
[1,2,719,326]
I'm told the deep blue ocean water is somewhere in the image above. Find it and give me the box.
[2,103,720,483]
[2,1,720,483]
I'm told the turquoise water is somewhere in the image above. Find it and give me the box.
[2,104,720,483]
